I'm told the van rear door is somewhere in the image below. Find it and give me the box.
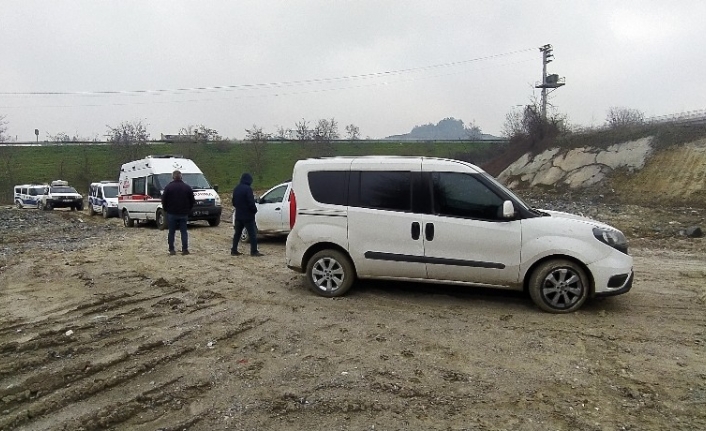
[347,158,428,280]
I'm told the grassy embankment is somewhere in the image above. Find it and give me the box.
[0,140,499,203]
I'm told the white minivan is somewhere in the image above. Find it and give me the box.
[285,156,634,313]
[88,181,120,218]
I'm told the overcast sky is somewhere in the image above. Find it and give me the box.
[1,0,705,142]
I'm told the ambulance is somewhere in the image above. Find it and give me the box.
[117,155,222,229]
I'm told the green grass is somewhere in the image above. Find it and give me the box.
[0,140,496,203]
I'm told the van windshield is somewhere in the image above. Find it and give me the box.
[51,186,78,194]
[154,173,212,191]
[103,186,118,198]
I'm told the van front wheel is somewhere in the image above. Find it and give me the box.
[306,250,355,297]
[529,259,589,313]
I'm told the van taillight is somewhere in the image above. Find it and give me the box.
[289,190,297,229]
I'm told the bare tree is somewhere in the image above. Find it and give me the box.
[313,118,339,141]
[274,125,293,140]
[502,102,566,144]
[244,125,270,180]
[606,107,645,128]
[178,124,222,142]
[345,124,360,140]
[0,115,8,143]
[312,118,338,156]
[106,120,150,161]
[294,119,311,140]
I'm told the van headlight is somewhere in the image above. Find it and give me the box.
[214,195,221,206]
[593,227,628,254]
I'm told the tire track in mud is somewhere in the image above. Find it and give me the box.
[0,264,269,431]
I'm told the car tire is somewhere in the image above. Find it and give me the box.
[15,200,22,209]
[208,217,221,227]
[529,259,590,313]
[123,210,134,227]
[102,206,109,219]
[88,203,95,216]
[305,249,356,297]
[156,209,167,230]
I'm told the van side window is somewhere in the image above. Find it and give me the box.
[147,176,161,198]
[359,171,411,211]
[308,171,348,205]
[432,172,505,220]
[132,177,146,195]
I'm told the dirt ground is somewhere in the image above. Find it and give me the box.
[1,202,705,431]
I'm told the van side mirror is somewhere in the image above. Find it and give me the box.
[502,200,515,219]
[213,184,219,192]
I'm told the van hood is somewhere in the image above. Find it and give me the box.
[540,209,617,231]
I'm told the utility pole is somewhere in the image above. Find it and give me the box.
[535,44,565,120]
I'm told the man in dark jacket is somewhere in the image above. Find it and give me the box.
[231,172,262,256]
[161,170,196,255]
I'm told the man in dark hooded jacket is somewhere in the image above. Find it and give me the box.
[231,173,262,256]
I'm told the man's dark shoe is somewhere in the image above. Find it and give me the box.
[251,251,264,257]
[231,251,242,256]
[181,249,190,255]
[169,250,177,256]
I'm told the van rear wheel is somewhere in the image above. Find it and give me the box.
[305,250,355,297]
[529,259,589,313]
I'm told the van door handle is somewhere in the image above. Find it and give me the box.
[425,223,434,241]
[411,222,420,240]
[275,207,281,211]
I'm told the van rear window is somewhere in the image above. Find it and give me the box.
[308,171,348,205]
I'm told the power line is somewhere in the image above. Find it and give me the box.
[0,48,536,98]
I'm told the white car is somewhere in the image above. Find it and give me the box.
[285,156,634,313]
[235,181,293,243]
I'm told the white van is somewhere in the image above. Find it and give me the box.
[13,184,46,209]
[235,180,293,243]
[37,180,84,211]
[285,156,634,313]
[118,155,222,229]
[88,181,119,218]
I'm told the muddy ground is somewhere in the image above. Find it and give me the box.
[0,200,705,431]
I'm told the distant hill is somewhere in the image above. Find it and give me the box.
[385,117,501,141]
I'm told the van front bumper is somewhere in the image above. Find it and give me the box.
[594,271,634,297]
[588,250,634,298]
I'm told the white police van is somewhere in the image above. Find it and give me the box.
[88,181,120,218]
[13,184,46,209]
[37,180,84,211]
[118,155,222,229]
